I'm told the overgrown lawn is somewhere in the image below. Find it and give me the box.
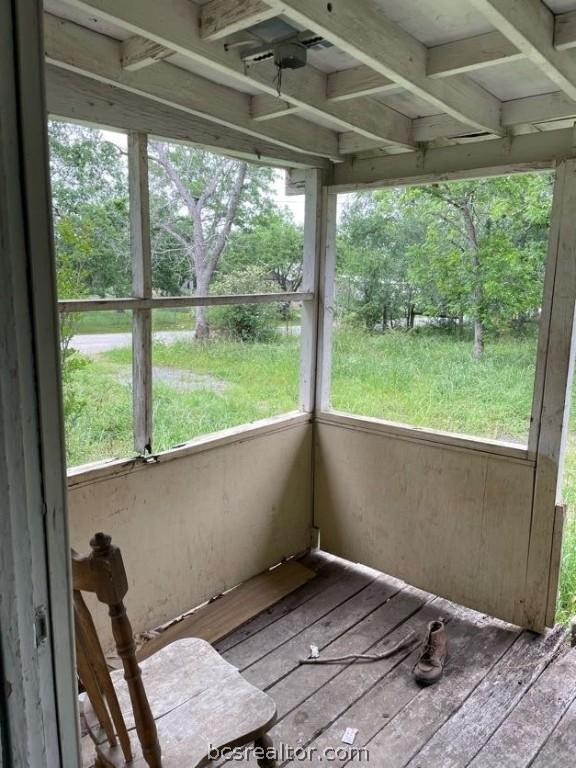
[64,327,576,622]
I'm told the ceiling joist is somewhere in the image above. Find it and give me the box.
[326,67,402,102]
[46,0,576,165]
[44,13,340,160]
[340,85,576,155]
[200,0,278,41]
[250,94,300,121]
[46,66,329,168]
[317,16,576,100]
[555,11,576,50]
[427,30,521,78]
[121,36,174,71]
[55,0,415,149]
[263,0,503,135]
[470,0,576,102]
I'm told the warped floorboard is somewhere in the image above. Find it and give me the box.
[138,557,316,661]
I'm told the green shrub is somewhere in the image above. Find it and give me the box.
[212,266,281,342]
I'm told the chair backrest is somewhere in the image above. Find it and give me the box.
[72,532,162,767]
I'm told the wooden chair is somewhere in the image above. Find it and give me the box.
[72,532,277,768]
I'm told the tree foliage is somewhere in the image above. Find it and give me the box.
[337,173,553,356]
[212,266,280,342]
[49,121,130,298]
[337,191,426,330]
[223,206,304,293]
[49,120,554,362]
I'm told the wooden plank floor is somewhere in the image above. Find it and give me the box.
[211,551,576,767]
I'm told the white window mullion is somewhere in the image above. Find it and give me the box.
[128,132,153,454]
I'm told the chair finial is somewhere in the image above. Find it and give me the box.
[90,532,112,554]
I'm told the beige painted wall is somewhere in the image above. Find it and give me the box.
[68,419,312,643]
[315,418,536,627]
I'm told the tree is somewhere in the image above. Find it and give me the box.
[49,121,130,432]
[222,206,304,317]
[49,121,131,298]
[335,174,552,356]
[148,142,272,338]
[404,175,552,358]
[337,191,426,330]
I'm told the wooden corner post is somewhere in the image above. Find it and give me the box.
[315,191,338,414]
[299,170,337,414]
[299,168,323,412]
[129,132,153,454]
[525,158,576,629]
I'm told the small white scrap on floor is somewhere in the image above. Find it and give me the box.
[309,644,320,659]
[341,727,358,745]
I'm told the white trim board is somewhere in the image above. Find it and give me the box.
[328,129,571,192]
[0,0,80,764]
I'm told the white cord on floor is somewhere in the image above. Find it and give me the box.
[298,630,419,665]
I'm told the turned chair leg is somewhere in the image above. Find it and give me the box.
[254,733,276,768]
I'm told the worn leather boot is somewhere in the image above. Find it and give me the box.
[413,620,448,686]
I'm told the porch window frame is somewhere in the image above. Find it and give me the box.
[56,131,321,466]
[316,168,574,465]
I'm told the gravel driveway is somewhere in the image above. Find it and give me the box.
[70,330,195,355]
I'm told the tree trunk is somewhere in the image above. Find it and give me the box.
[151,148,248,343]
[473,319,484,360]
[195,305,209,339]
[407,304,415,329]
[195,271,210,339]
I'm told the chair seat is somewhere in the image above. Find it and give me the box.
[81,637,277,767]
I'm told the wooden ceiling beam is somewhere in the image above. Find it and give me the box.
[250,94,301,121]
[470,0,576,101]
[318,19,576,100]
[121,36,174,71]
[44,14,340,159]
[326,33,519,103]
[264,0,503,135]
[330,127,572,192]
[246,59,414,147]
[55,0,414,149]
[502,90,576,127]
[45,66,329,168]
[200,0,278,41]
[326,66,402,101]
[339,115,480,154]
[555,11,576,51]
[427,30,521,78]
[341,86,576,154]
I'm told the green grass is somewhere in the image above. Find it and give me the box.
[71,308,192,334]
[332,327,539,442]
[71,308,302,334]
[63,326,576,623]
[64,334,299,464]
